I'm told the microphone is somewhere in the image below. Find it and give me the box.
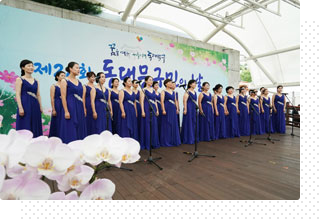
[179,84,186,88]
[282,92,288,95]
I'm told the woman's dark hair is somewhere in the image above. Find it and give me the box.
[96,72,104,83]
[187,79,196,89]
[261,88,267,94]
[55,71,65,81]
[277,85,283,90]
[226,86,234,93]
[249,89,256,95]
[20,59,33,76]
[201,82,209,91]
[239,86,246,94]
[260,87,265,91]
[65,62,78,73]
[144,76,153,88]
[111,78,119,88]
[213,84,223,92]
[123,77,130,87]
[163,79,172,87]
[86,71,96,79]
[132,79,138,84]
[152,81,159,88]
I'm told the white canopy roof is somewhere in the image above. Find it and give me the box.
[93,0,300,87]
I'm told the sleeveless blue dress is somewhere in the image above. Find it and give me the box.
[155,92,162,140]
[261,96,274,134]
[49,85,62,137]
[134,90,142,140]
[199,93,215,141]
[238,95,250,136]
[273,94,286,133]
[140,89,160,150]
[181,91,199,144]
[160,91,181,147]
[59,79,87,143]
[249,97,262,135]
[225,95,240,138]
[119,90,138,141]
[215,95,226,139]
[16,78,43,137]
[94,88,112,134]
[85,85,95,136]
[175,91,180,128]
[110,90,120,135]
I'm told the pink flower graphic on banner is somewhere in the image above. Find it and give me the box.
[169,43,175,48]
[178,49,183,55]
[191,57,195,61]
[222,66,226,71]
[212,60,217,64]
[11,122,16,129]
[0,100,3,107]
[11,114,16,119]
[182,57,187,61]
[0,70,18,84]
[222,59,226,64]
[205,57,209,61]
[190,51,195,57]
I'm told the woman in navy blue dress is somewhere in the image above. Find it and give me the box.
[160,79,181,147]
[49,71,65,137]
[118,77,138,140]
[91,72,113,134]
[59,62,87,143]
[132,79,142,140]
[181,79,199,144]
[213,84,226,139]
[225,86,240,138]
[110,78,120,134]
[236,86,250,136]
[260,88,274,134]
[272,85,286,133]
[248,89,262,135]
[153,81,162,140]
[172,83,180,129]
[140,76,160,150]
[15,60,43,137]
[198,82,215,141]
[85,71,96,136]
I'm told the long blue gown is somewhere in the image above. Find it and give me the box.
[110,90,120,135]
[181,91,199,144]
[199,93,215,141]
[140,89,160,150]
[238,95,250,136]
[215,95,226,139]
[261,96,274,134]
[134,90,142,140]
[93,88,112,134]
[249,97,262,135]
[155,92,162,140]
[85,85,95,136]
[119,90,138,141]
[49,85,62,137]
[225,95,240,138]
[273,94,286,133]
[175,91,180,129]
[16,77,43,137]
[160,91,181,147]
[59,79,87,143]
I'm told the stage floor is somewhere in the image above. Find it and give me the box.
[99,127,300,200]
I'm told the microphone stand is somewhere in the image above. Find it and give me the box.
[240,98,267,147]
[283,93,300,138]
[180,85,216,162]
[96,81,133,172]
[136,83,163,170]
[256,97,280,144]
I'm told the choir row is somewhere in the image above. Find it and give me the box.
[15,60,286,149]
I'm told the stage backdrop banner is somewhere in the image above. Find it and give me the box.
[0,4,229,134]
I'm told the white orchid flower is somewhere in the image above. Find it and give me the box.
[49,191,79,200]
[79,179,115,200]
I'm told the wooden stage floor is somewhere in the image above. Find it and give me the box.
[99,127,300,200]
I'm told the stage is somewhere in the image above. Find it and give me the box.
[98,127,300,200]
